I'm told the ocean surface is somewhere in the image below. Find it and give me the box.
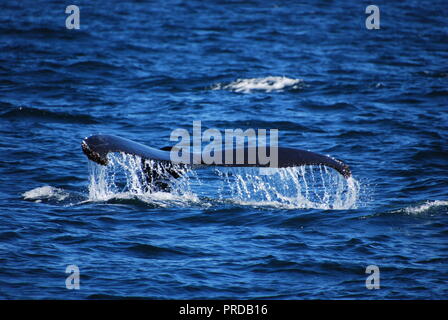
[0,0,447,299]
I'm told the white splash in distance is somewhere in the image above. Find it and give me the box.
[23,185,69,202]
[87,153,360,210]
[213,76,304,93]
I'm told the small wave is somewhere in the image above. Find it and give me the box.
[397,200,448,215]
[0,27,62,38]
[417,70,448,78]
[425,90,448,97]
[213,76,304,93]
[1,107,98,124]
[336,130,377,138]
[126,243,185,258]
[22,186,69,203]
[300,101,357,111]
[66,60,126,73]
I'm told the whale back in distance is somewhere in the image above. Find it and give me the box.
[81,134,351,178]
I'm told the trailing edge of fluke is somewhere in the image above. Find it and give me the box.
[81,134,351,178]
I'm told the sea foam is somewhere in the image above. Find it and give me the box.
[213,76,304,93]
[22,185,69,202]
[398,200,448,215]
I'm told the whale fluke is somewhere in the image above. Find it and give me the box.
[82,134,351,178]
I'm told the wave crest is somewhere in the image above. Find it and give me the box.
[23,186,69,202]
[397,200,448,215]
[213,76,304,93]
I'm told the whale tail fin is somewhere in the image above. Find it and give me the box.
[82,135,182,191]
[81,134,352,180]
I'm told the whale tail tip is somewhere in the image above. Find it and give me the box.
[81,138,108,165]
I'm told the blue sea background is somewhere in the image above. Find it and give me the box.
[0,0,447,299]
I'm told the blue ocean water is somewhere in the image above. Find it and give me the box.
[0,0,447,299]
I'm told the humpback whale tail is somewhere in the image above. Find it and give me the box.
[81,134,352,187]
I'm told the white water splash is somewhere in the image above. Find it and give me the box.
[87,153,200,207]
[86,153,360,210]
[89,153,360,210]
[22,185,69,202]
[213,76,304,93]
[215,166,360,210]
[398,200,448,215]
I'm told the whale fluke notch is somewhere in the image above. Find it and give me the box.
[81,134,351,178]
